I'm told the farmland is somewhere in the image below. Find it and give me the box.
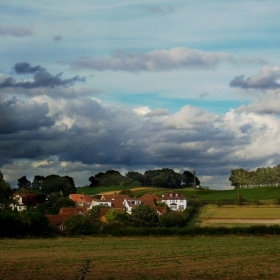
[0,236,280,280]
[197,205,280,227]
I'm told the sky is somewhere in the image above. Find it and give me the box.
[1,0,280,189]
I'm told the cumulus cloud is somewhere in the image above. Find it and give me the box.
[0,24,33,37]
[70,47,264,72]
[0,62,85,89]
[237,92,280,115]
[1,92,280,188]
[230,66,280,89]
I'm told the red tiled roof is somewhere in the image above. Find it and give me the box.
[59,207,87,215]
[46,214,70,225]
[139,194,161,207]
[69,194,93,203]
[101,194,130,201]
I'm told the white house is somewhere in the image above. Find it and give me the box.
[123,198,142,213]
[161,193,187,211]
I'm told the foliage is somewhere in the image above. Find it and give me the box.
[48,197,76,214]
[41,174,76,196]
[131,204,159,227]
[88,168,200,189]
[17,176,31,189]
[182,170,200,187]
[0,208,53,237]
[159,211,187,227]
[229,164,280,188]
[0,170,12,203]
[118,189,134,197]
[87,205,109,220]
[89,170,124,187]
[31,175,45,190]
[64,214,101,235]
[105,209,130,224]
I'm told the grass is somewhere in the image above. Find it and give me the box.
[196,205,280,228]
[198,205,280,219]
[0,237,279,279]
[77,185,280,201]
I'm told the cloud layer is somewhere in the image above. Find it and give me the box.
[71,48,264,72]
[0,24,33,37]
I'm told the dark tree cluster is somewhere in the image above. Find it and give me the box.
[0,208,54,237]
[229,164,280,189]
[89,168,200,189]
[17,174,77,196]
[0,170,12,203]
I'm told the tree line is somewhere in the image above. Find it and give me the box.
[229,164,280,188]
[89,168,200,189]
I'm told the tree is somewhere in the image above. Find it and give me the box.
[131,204,159,227]
[89,170,124,187]
[182,171,200,187]
[49,197,76,214]
[105,209,129,224]
[64,214,99,235]
[87,205,109,220]
[41,174,76,196]
[31,175,45,190]
[0,171,12,203]
[17,176,31,189]
[144,168,183,188]
[159,211,187,228]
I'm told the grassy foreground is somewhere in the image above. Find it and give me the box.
[0,236,279,280]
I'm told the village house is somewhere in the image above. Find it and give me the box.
[89,194,130,210]
[161,193,187,211]
[46,207,87,231]
[10,193,40,211]
[69,193,93,208]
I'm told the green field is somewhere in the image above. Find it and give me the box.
[195,205,280,228]
[0,237,279,279]
[77,185,280,201]
[198,205,280,219]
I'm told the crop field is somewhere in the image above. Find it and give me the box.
[197,205,280,227]
[0,236,279,280]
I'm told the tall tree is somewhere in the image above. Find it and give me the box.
[31,175,45,190]
[41,174,76,196]
[0,171,12,203]
[17,176,31,189]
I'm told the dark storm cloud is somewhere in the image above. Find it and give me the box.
[0,97,54,134]
[229,66,280,89]
[0,62,85,89]
[14,62,43,74]
[0,24,33,37]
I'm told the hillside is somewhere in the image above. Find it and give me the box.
[77,186,280,201]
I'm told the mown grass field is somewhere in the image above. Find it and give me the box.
[197,205,280,227]
[77,185,280,201]
[0,236,279,280]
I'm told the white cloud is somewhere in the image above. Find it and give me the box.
[70,47,264,72]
